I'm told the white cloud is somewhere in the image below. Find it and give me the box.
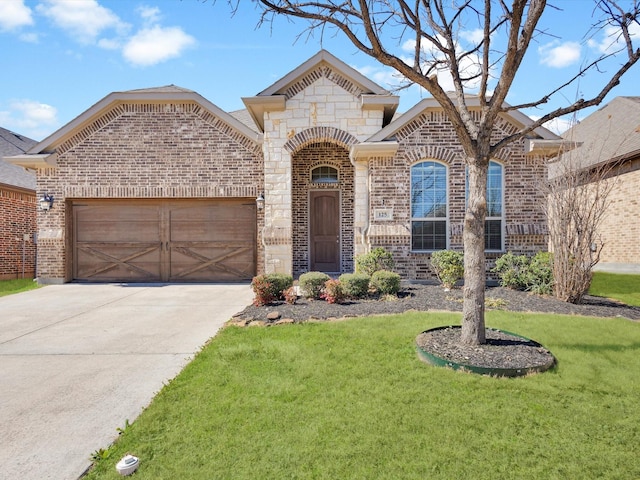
[530,114,578,135]
[36,0,128,44]
[0,99,59,140]
[123,25,195,67]
[588,22,640,55]
[137,5,161,25]
[0,0,33,31]
[538,41,581,68]
[460,28,484,46]
[401,38,483,92]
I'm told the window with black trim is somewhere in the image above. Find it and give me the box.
[411,161,448,251]
[311,165,339,184]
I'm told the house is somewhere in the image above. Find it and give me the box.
[4,50,558,284]
[0,127,37,280]
[553,96,640,273]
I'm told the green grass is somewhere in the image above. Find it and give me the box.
[85,311,640,480]
[590,272,640,306]
[0,278,40,297]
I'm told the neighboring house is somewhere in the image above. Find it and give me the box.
[4,51,559,284]
[553,96,640,273]
[0,127,37,280]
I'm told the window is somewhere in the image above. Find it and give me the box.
[465,160,504,251]
[411,161,448,250]
[311,165,338,184]
[485,161,504,250]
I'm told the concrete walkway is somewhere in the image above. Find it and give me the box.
[0,283,253,480]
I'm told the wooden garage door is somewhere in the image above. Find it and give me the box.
[73,199,256,282]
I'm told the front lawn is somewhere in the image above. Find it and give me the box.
[84,311,640,479]
[0,278,40,297]
[590,271,640,306]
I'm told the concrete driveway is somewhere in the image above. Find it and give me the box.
[0,283,253,480]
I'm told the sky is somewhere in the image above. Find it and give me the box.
[0,0,639,142]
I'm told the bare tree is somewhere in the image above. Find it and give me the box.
[243,0,640,344]
[544,121,621,303]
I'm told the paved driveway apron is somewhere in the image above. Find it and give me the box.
[0,283,253,480]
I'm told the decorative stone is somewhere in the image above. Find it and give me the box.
[248,320,266,327]
[274,318,295,325]
[267,311,281,320]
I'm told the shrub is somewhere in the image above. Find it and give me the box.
[339,273,371,299]
[283,286,298,305]
[299,272,331,299]
[355,247,395,276]
[370,270,401,296]
[265,273,293,300]
[251,275,275,306]
[526,251,554,295]
[430,250,464,289]
[492,251,554,295]
[321,279,344,304]
[492,252,529,290]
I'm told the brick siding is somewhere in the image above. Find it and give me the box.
[366,112,549,281]
[597,158,640,264]
[291,142,354,276]
[37,102,264,282]
[0,185,36,279]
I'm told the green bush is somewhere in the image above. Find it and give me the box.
[299,272,331,299]
[355,247,395,276]
[492,252,529,290]
[339,273,371,299]
[370,270,401,296]
[526,251,554,295]
[492,251,554,295]
[430,250,464,289]
[265,273,293,300]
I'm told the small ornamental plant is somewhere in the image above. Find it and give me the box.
[370,270,401,296]
[339,273,371,299]
[430,250,464,290]
[321,279,345,304]
[299,271,331,299]
[251,275,275,306]
[283,286,298,305]
[355,247,395,276]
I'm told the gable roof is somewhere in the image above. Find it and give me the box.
[366,96,560,143]
[6,85,263,169]
[559,96,640,170]
[0,127,36,190]
[242,50,399,131]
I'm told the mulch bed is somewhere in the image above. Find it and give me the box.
[232,283,640,325]
[231,284,638,374]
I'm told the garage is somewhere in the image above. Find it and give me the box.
[72,199,256,282]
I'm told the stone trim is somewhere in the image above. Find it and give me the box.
[284,127,359,154]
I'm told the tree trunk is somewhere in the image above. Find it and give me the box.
[461,160,488,345]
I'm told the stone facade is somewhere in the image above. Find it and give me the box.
[0,185,36,279]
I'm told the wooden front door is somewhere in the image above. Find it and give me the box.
[310,190,340,272]
[73,199,256,282]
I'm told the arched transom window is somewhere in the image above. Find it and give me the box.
[311,165,339,184]
[411,161,448,251]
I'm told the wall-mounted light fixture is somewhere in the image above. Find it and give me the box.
[256,193,265,210]
[38,193,54,211]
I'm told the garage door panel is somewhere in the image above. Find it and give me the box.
[169,243,254,281]
[73,200,256,283]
